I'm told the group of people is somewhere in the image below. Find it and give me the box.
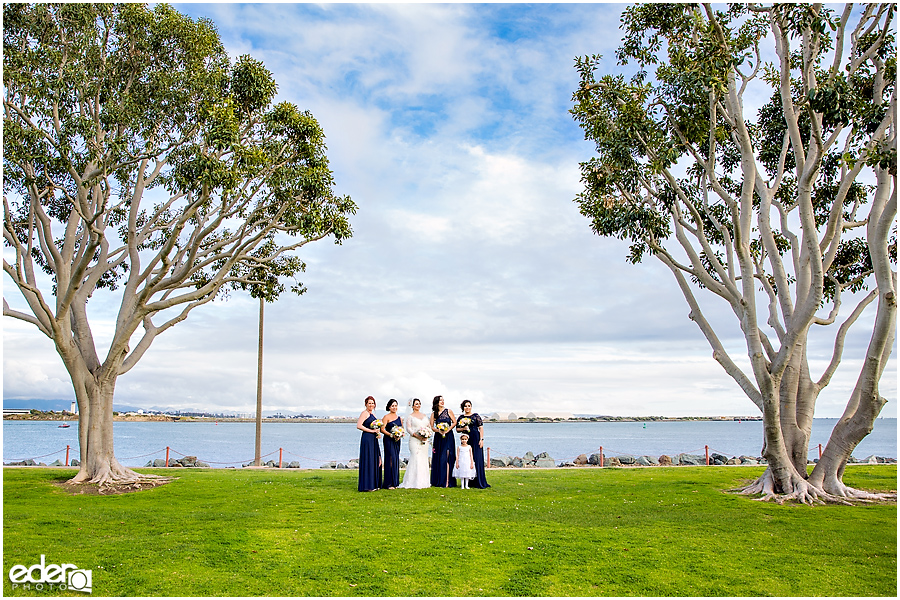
[356,395,491,492]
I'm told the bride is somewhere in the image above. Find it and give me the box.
[398,398,431,489]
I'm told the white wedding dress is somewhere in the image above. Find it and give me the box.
[398,413,431,489]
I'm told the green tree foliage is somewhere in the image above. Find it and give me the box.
[572,3,896,502]
[2,3,356,485]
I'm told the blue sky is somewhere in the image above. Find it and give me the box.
[3,3,896,418]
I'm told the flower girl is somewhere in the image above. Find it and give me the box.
[453,434,476,489]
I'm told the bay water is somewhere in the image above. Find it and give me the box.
[3,418,896,468]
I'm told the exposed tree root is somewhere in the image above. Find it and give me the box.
[821,480,897,503]
[735,468,851,505]
[735,468,896,505]
[67,461,175,494]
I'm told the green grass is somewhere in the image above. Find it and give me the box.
[3,466,896,596]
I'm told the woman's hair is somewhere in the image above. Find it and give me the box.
[460,399,472,411]
[364,395,375,406]
[411,397,421,408]
[432,395,443,417]
[385,398,398,411]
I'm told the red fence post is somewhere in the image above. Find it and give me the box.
[600,446,604,468]
[65,445,70,466]
[486,447,491,468]
[705,445,709,466]
[818,444,822,459]
[165,446,170,467]
[279,448,283,469]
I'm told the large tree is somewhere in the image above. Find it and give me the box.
[572,3,895,503]
[3,4,355,486]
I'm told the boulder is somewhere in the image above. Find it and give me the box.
[524,451,535,463]
[711,453,728,464]
[617,455,635,465]
[24,459,36,466]
[535,457,555,468]
[144,461,153,467]
[154,459,170,467]
[196,461,210,468]
[320,461,337,469]
[605,456,622,467]
[336,463,348,469]
[180,456,198,467]
[635,455,656,466]
[348,458,359,469]
[287,461,300,469]
[536,452,550,459]
[490,458,507,468]
[70,459,80,467]
[658,455,673,466]
[574,454,588,465]
[49,459,64,466]
[676,453,705,466]
[511,457,525,468]
[726,457,740,465]
[265,460,277,468]
[739,456,758,465]
[864,455,878,464]
[588,453,604,466]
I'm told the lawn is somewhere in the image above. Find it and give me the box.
[3,465,896,596]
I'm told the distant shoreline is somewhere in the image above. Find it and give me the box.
[5,413,771,424]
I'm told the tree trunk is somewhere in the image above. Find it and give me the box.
[67,376,143,486]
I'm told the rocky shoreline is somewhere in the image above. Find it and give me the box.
[5,451,895,469]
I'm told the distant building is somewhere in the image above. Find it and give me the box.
[486,411,574,421]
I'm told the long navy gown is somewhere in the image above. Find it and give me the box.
[382,416,402,489]
[358,413,383,492]
[459,413,490,489]
[430,409,457,488]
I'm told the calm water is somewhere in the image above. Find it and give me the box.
[3,418,896,468]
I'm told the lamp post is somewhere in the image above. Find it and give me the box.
[254,296,264,466]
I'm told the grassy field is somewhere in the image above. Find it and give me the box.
[3,465,896,597]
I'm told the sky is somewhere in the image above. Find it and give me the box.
[3,3,897,418]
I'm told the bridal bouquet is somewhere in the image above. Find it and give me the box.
[435,422,451,437]
[416,428,432,442]
[390,426,405,440]
[456,417,472,433]
[370,419,384,432]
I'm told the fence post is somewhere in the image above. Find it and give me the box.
[65,445,70,466]
[818,444,822,459]
[705,445,709,466]
[279,448,283,469]
[600,446,603,468]
[486,447,490,468]
[165,446,170,467]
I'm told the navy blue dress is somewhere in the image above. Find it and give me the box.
[430,409,456,488]
[358,413,383,492]
[459,413,490,489]
[382,416,402,489]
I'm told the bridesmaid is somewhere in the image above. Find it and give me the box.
[381,398,403,489]
[356,396,383,492]
[429,395,457,488]
[458,399,490,489]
